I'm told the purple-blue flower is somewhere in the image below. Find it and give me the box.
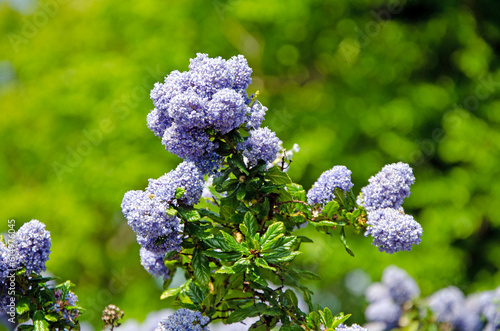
[0,241,9,281]
[364,298,401,329]
[148,53,258,174]
[239,127,282,167]
[140,248,170,280]
[206,88,247,134]
[335,324,368,331]
[358,162,415,210]
[364,208,422,254]
[246,101,267,129]
[226,54,252,90]
[381,265,420,305]
[155,308,210,331]
[10,220,51,274]
[307,165,353,205]
[137,234,181,254]
[121,189,180,243]
[427,286,465,325]
[147,161,204,207]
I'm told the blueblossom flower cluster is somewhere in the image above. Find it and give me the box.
[53,289,79,322]
[364,266,420,330]
[364,208,422,254]
[335,324,368,331]
[358,163,421,253]
[10,220,51,274]
[155,308,210,331]
[148,53,268,173]
[358,162,415,211]
[427,286,500,331]
[0,241,9,281]
[122,161,204,276]
[140,248,170,280]
[307,165,353,205]
[239,127,282,167]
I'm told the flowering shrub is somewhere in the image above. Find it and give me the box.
[119,54,423,331]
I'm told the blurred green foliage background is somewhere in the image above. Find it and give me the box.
[1,0,500,328]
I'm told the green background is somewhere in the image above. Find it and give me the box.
[1,0,500,328]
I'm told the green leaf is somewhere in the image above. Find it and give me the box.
[221,231,248,254]
[266,166,292,185]
[243,212,257,237]
[257,197,271,219]
[322,200,340,218]
[215,265,235,274]
[33,311,49,331]
[228,154,249,175]
[332,312,351,328]
[16,297,30,315]
[160,286,183,300]
[284,289,299,309]
[44,314,58,322]
[174,187,185,199]
[260,222,284,245]
[192,248,211,286]
[178,209,201,222]
[17,326,34,331]
[236,186,246,200]
[166,207,178,217]
[198,209,224,223]
[226,303,267,323]
[310,220,338,227]
[187,282,205,304]
[339,227,355,257]
[255,258,276,271]
[225,129,245,144]
[213,167,231,186]
[204,235,232,251]
[202,250,242,261]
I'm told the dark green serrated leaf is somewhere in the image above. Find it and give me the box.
[221,231,248,254]
[192,248,211,286]
[243,212,257,237]
[187,282,206,304]
[17,326,34,331]
[266,166,292,185]
[198,209,224,223]
[204,235,232,251]
[260,222,284,245]
[228,154,249,175]
[203,250,242,262]
[226,303,268,323]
